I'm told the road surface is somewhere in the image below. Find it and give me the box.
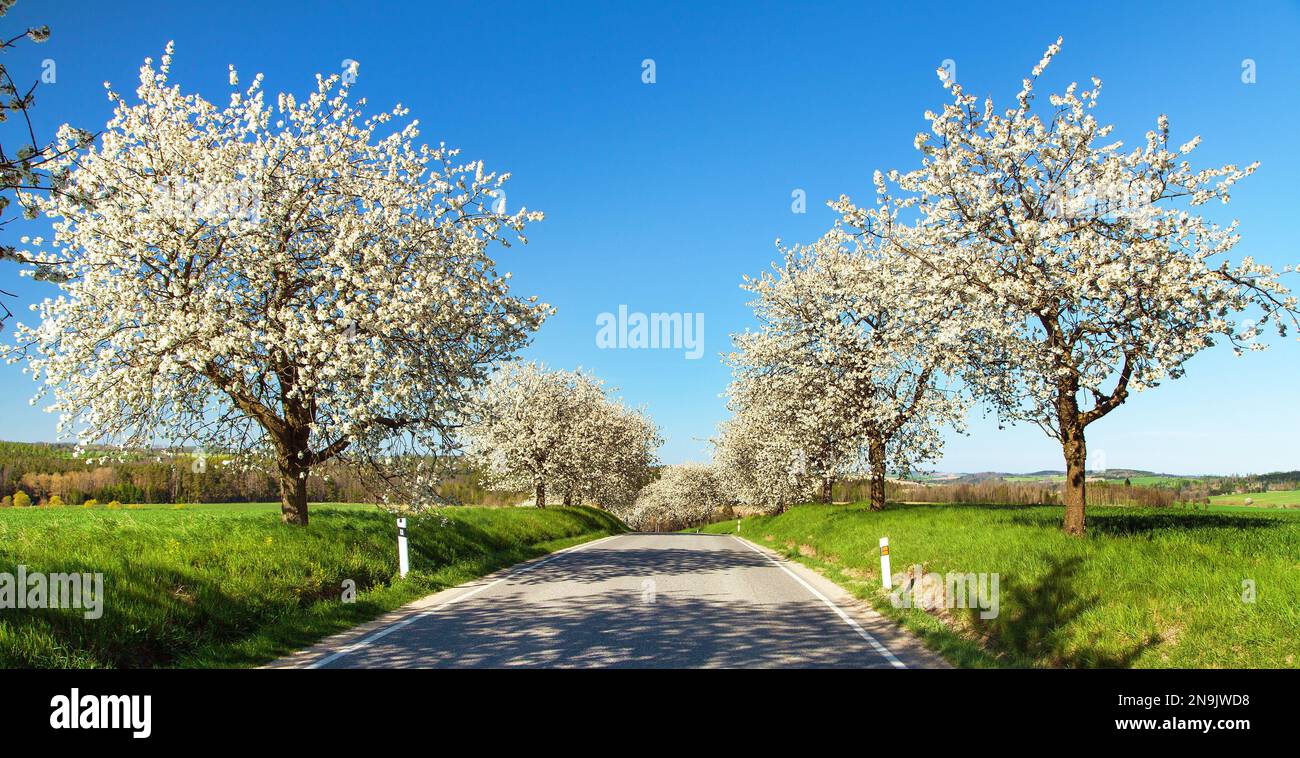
[273,532,945,669]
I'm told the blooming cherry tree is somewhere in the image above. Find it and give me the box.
[559,398,661,509]
[717,368,859,508]
[461,361,660,509]
[5,46,549,524]
[614,463,728,532]
[725,232,966,510]
[836,38,1297,534]
[713,402,819,513]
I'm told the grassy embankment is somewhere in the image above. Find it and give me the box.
[699,502,1300,668]
[0,503,625,668]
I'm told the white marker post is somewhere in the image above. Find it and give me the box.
[879,537,892,590]
[396,517,410,578]
[736,518,741,533]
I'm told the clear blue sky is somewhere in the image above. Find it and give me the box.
[2,0,1297,475]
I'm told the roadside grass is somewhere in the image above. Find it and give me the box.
[698,502,1300,668]
[1210,490,1300,507]
[0,504,625,668]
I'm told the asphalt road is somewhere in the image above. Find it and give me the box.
[276,532,944,669]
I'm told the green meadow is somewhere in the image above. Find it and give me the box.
[1210,490,1300,507]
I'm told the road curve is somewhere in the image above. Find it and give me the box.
[272,532,946,669]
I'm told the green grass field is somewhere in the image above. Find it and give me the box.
[0,503,625,668]
[1210,489,1300,507]
[699,502,1300,668]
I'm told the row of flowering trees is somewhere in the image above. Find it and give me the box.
[716,38,1297,536]
[2,33,1295,535]
[611,463,727,531]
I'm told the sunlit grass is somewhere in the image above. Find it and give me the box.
[0,503,625,668]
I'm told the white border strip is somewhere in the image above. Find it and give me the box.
[306,533,622,668]
[731,535,907,669]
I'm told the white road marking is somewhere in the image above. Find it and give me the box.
[306,533,622,668]
[731,535,907,669]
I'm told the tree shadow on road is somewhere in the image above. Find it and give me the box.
[326,581,898,669]
[507,537,769,587]
[321,533,913,668]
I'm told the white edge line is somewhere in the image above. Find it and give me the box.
[305,533,622,668]
[731,535,907,669]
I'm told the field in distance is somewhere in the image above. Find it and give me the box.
[1210,490,1300,507]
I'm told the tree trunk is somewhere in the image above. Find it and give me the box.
[867,436,887,511]
[1058,395,1087,537]
[563,491,574,507]
[820,475,834,505]
[535,480,546,509]
[277,457,309,526]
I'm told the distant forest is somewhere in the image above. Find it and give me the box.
[0,441,523,506]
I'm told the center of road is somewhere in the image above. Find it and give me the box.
[282,532,943,669]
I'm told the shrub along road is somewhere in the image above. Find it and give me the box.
[273,532,945,668]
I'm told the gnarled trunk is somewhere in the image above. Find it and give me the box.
[820,475,834,505]
[277,455,309,526]
[1058,390,1087,536]
[535,480,546,509]
[271,364,317,526]
[867,435,887,511]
